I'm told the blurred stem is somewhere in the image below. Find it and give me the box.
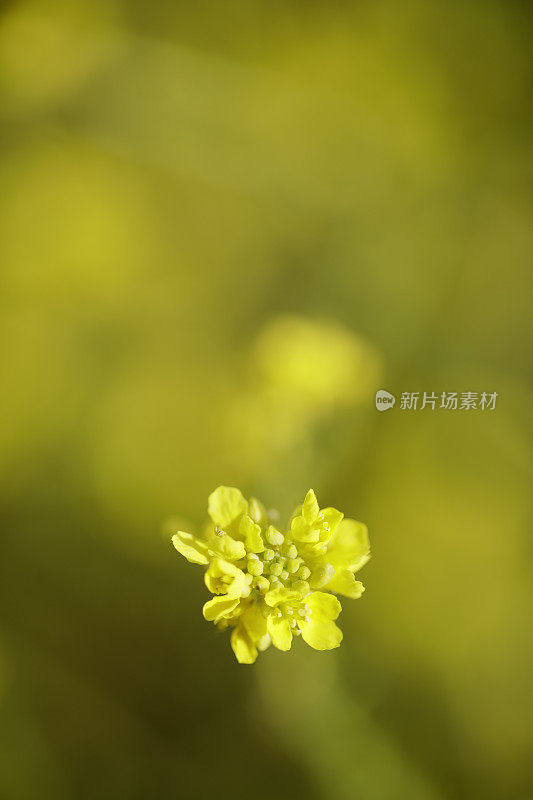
[255,646,443,800]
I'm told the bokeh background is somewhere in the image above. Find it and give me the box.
[1,1,532,798]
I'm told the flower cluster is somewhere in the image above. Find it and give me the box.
[171,486,370,663]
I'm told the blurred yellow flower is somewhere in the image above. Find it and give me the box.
[228,317,382,477]
[171,486,370,663]
[252,316,381,411]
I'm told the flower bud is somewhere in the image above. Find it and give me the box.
[248,497,265,524]
[265,526,285,547]
[247,559,264,577]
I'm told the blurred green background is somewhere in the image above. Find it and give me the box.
[1,1,532,798]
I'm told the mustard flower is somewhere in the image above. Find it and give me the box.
[171,487,370,664]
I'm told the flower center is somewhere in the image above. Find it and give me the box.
[242,532,313,599]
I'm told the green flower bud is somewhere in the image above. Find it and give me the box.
[297,565,311,581]
[248,497,266,524]
[284,543,298,559]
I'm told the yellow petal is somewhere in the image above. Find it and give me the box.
[328,570,365,599]
[171,531,209,565]
[257,634,272,652]
[207,486,247,528]
[318,507,344,542]
[230,626,258,664]
[267,614,293,651]
[264,586,300,607]
[291,515,319,543]
[306,591,342,620]
[309,562,335,589]
[302,489,320,524]
[204,557,247,597]
[239,515,265,553]
[240,602,268,640]
[203,595,240,623]
[326,519,370,572]
[299,617,343,650]
[212,533,246,561]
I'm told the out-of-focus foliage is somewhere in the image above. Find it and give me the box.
[0,1,532,799]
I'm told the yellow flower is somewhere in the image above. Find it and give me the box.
[170,486,370,663]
